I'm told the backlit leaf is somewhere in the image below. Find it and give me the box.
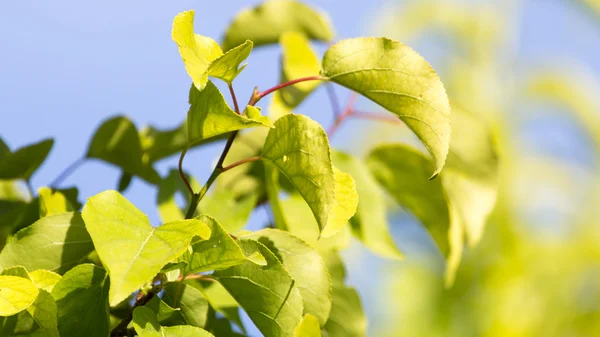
[223,0,334,50]
[132,306,213,337]
[213,240,304,337]
[29,270,61,293]
[196,281,245,332]
[0,276,38,316]
[82,191,210,305]
[0,212,94,274]
[157,169,201,223]
[322,37,451,176]
[295,314,321,337]
[19,289,59,337]
[0,139,53,181]
[198,189,257,233]
[208,40,253,84]
[38,187,73,217]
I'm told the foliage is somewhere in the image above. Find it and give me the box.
[0,1,502,336]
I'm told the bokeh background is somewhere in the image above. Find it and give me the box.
[1,0,599,336]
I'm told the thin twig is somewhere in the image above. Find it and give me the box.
[327,92,358,136]
[228,83,241,114]
[250,75,325,105]
[325,83,341,118]
[178,147,194,196]
[222,156,261,172]
[49,157,85,188]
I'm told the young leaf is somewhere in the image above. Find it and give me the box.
[0,275,39,316]
[29,270,61,292]
[162,282,209,328]
[261,114,358,237]
[295,314,321,337]
[87,116,160,184]
[243,229,332,325]
[182,215,246,275]
[332,151,403,259]
[38,187,74,216]
[213,240,304,337]
[0,212,94,274]
[322,37,452,176]
[82,190,210,306]
[208,40,253,83]
[223,0,335,50]
[132,306,214,337]
[52,264,110,337]
[367,145,450,255]
[0,139,53,181]
[187,81,273,145]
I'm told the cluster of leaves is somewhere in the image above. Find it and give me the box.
[0,0,499,336]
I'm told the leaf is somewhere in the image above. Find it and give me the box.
[0,276,38,316]
[213,239,304,337]
[29,270,61,293]
[172,10,252,90]
[117,172,133,192]
[195,281,245,332]
[86,116,160,184]
[367,145,450,255]
[162,283,209,328]
[295,314,321,337]
[182,215,246,275]
[0,212,94,274]
[223,0,334,50]
[261,114,358,237]
[157,169,201,223]
[1,266,30,279]
[132,306,214,337]
[82,190,210,305]
[51,264,110,337]
[274,32,322,115]
[321,37,451,176]
[198,189,257,233]
[38,187,74,217]
[0,139,53,181]
[0,138,10,161]
[19,289,59,337]
[331,151,402,259]
[243,229,331,325]
[323,286,366,337]
[187,81,273,145]
[144,296,187,326]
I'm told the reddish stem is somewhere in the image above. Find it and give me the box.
[251,75,325,105]
[327,93,358,136]
[222,156,261,172]
[228,83,241,114]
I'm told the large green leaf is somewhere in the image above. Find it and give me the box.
[222,0,334,50]
[332,151,402,259]
[198,189,257,233]
[132,306,213,337]
[162,282,209,328]
[213,240,304,337]
[195,281,245,332]
[322,37,451,176]
[243,229,331,325]
[82,191,210,306]
[261,114,358,238]
[182,215,246,275]
[187,81,273,145]
[0,276,38,316]
[173,11,253,90]
[295,314,321,337]
[52,264,110,337]
[86,116,160,184]
[0,212,94,274]
[0,139,53,181]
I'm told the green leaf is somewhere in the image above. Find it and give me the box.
[82,190,210,305]
[187,81,273,145]
[1,266,30,279]
[51,264,110,337]
[261,114,358,238]
[324,286,365,337]
[28,270,61,293]
[198,189,257,233]
[321,37,451,176]
[117,172,133,192]
[367,145,450,255]
[157,169,201,223]
[132,306,214,337]
[18,289,59,337]
[143,296,187,326]
[272,32,322,118]
[213,239,304,337]
[195,281,245,332]
[243,229,331,326]
[295,314,321,337]
[0,139,53,181]
[0,138,10,161]
[223,0,334,50]
[208,40,253,84]
[0,276,38,316]
[332,151,403,259]
[182,215,246,275]
[0,212,94,274]
[86,116,160,184]
[38,187,74,217]
[162,282,209,328]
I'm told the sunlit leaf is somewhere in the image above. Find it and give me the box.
[198,189,257,233]
[86,116,160,184]
[18,289,59,337]
[213,240,304,337]
[243,229,331,325]
[208,40,253,84]
[0,212,94,274]
[29,270,61,293]
[38,187,73,217]
[157,169,201,223]
[322,37,451,176]
[0,276,38,316]
[223,0,334,50]
[196,281,245,332]
[143,296,187,326]
[52,264,110,337]
[1,266,30,279]
[132,306,214,337]
[82,190,210,305]
[295,314,321,337]
[187,81,273,145]
[332,150,402,259]
[0,139,53,181]
[262,114,357,238]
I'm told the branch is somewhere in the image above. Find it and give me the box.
[50,157,85,188]
[222,156,261,172]
[110,285,160,337]
[327,93,358,136]
[249,75,325,105]
[178,147,194,196]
